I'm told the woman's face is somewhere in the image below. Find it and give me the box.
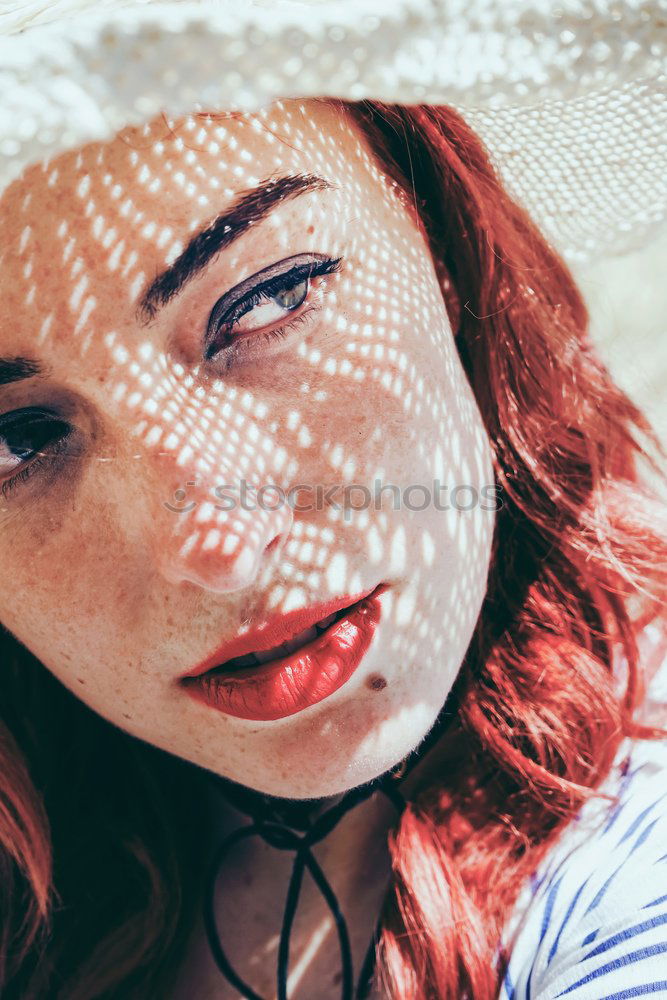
[0,99,495,797]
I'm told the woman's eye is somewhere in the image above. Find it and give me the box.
[203,253,342,364]
[0,408,73,499]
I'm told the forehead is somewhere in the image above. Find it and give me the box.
[0,99,399,365]
[2,97,370,222]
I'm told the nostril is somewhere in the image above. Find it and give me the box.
[264,534,284,555]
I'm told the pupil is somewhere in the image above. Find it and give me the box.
[274,278,308,311]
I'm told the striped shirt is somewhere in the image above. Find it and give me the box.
[499,626,667,1000]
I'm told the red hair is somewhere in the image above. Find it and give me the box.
[1,100,666,998]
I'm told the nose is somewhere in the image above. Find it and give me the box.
[154,465,293,594]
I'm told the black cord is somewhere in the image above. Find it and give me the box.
[202,708,451,999]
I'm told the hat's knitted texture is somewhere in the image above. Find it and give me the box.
[1,0,666,263]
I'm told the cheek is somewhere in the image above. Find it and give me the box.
[0,496,143,694]
[302,265,479,488]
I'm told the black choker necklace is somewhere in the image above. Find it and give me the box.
[201,710,450,1000]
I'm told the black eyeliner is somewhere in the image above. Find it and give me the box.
[203,253,342,360]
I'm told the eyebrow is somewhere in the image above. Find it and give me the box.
[137,172,333,324]
[0,356,51,390]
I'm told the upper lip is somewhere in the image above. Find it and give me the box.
[180,584,381,680]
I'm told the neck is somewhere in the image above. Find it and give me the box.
[204,770,351,832]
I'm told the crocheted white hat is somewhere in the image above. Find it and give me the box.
[1,0,666,264]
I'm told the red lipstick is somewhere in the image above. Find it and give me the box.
[180,583,387,721]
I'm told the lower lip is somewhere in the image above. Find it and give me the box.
[181,584,386,721]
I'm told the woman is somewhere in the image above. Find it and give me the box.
[2,8,667,1000]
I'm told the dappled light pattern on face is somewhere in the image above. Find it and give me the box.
[0,99,494,798]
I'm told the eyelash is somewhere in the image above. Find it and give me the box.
[216,307,317,364]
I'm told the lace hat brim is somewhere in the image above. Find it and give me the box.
[1,0,666,264]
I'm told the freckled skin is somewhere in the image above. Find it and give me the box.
[0,98,495,799]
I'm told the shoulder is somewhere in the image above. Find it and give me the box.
[499,734,667,999]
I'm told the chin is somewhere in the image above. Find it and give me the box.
[231,766,385,802]
[230,705,440,800]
